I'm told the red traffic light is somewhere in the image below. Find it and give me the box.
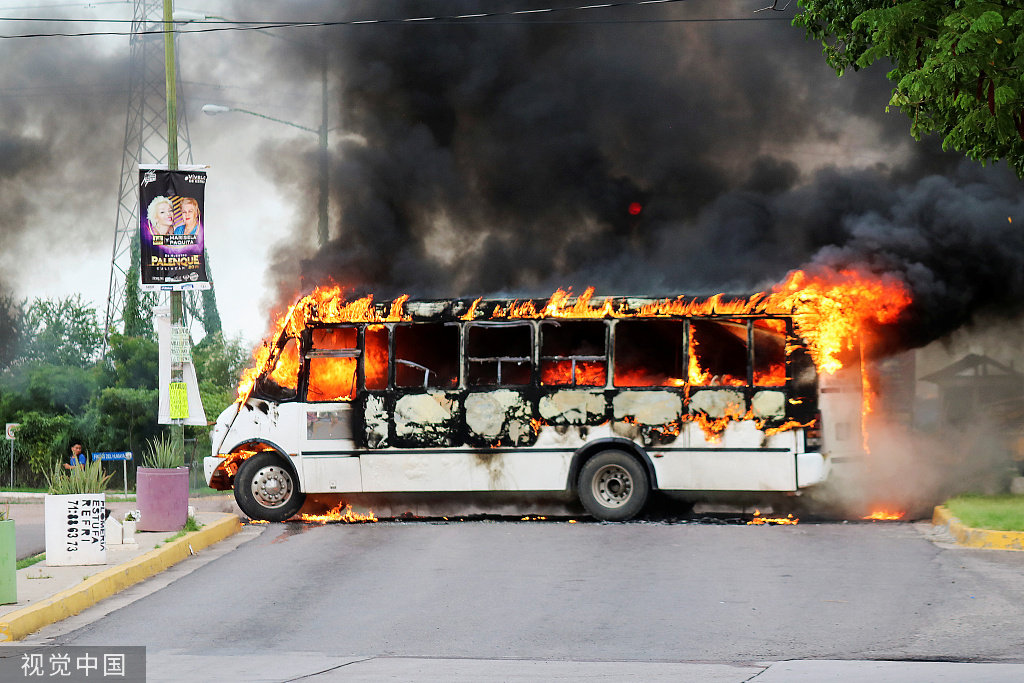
[627,202,642,216]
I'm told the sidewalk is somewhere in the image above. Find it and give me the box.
[0,496,242,642]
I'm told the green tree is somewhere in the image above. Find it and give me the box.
[14,411,80,480]
[0,363,97,415]
[795,0,1024,176]
[0,293,26,370]
[192,333,249,388]
[88,387,160,456]
[192,332,248,427]
[100,334,159,391]
[22,294,102,368]
[122,232,158,339]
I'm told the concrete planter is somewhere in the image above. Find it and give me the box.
[0,519,15,604]
[137,467,189,532]
[122,519,137,544]
[44,493,107,566]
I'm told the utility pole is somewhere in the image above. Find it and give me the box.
[163,0,184,456]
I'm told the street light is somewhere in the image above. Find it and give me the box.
[203,102,329,246]
[179,10,330,246]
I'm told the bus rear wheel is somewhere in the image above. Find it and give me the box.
[578,450,649,521]
[233,451,306,522]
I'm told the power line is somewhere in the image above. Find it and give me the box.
[0,1,127,9]
[0,0,794,39]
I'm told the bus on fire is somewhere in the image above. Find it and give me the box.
[206,288,865,522]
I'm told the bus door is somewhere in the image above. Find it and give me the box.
[299,326,361,493]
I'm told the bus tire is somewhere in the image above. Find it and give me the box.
[577,449,649,521]
[233,451,306,522]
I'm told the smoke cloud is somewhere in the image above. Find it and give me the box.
[246,1,1024,358]
[0,18,127,303]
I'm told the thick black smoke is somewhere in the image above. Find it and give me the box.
[247,1,1023,352]
[0,18,127,302]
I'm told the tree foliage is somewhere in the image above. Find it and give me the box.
[88,387,160,457]
[0,294,246,487]
[100,334,158,390]
[14,412,81,478]
[0,293,26,370]
[22,294,102,368]
[795,0,1024,176]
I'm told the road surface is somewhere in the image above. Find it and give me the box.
[23,517,1024,681]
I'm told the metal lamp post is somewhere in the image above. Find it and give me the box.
[202,97,329,246]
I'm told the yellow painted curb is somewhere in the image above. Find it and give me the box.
[0,513,241,642]
[932,505,1024,552]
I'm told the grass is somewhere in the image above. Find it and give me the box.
[16,552,45,571]
[153,516,203,548]
[945,494,1024,532]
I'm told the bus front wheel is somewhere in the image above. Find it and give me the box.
[577,450,649,521]
[233,451,306,522]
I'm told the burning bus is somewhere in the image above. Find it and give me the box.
[206,272,910,522]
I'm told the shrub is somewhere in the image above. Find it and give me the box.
[143,432,184,469]
[45,459,113,495]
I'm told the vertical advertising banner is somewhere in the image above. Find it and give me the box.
[139,165,210,290]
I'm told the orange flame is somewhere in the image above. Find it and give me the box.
[237,270,912,450]
[237,286,412,403]
[299,502,378,523]
[862,508,905,521]
[749,509,794,528]
[747,511,799,525]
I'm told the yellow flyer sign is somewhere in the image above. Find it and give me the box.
[168,381,190,420]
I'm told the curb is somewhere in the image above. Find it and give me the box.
[932,506,1024,551]
[0,513,242,641]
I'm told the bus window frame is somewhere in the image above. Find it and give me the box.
[392,321,462,391]
[253,335,302,402]
[302,324,362,403]
[683,316,792,390]
[539,319,610,389]
[611,318,686,389]
[465,322,535,388]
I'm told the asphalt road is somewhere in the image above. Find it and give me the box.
[23,518,1024,681]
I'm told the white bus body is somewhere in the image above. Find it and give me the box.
[207,298,860,521]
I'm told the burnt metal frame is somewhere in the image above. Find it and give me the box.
[538,320,609,388]
[391,321,461,390]
[259,313,796,401]
[464,322,534,388]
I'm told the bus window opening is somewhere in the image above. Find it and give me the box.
[394,323,459,389]
[307,327,358,402]
[364,325,389,390]
[260,337,299,400]
[541,321,607,387]
[614,319,684,387]
[753,318,787,386]
[467,324,532,386]
[689,319,747,386]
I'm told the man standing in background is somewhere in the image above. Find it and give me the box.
[64,442,86,470]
